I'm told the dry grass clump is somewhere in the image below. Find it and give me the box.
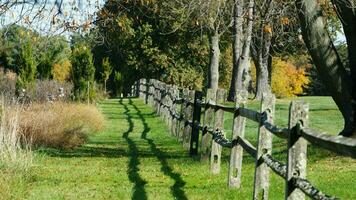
[19,102,104,149]
[0,103,32,171]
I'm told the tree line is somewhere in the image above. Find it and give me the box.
[0,0,354,137]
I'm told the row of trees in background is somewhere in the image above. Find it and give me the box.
[91,0,354,136]
[91,0,330,98]
[0,0,354,136]
[0,25,111,102]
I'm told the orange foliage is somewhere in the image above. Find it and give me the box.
[271,58,309,98]
[52,60,72,82]
[251,58,310,98]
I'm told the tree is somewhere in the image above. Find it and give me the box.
[16,37,37,90]
[70,45,95,102]
[228,0,255,101]
[295,0,356,136]
[101,57,112,94]
[196,0,234,90]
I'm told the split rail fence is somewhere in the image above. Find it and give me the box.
[130,79,356,200]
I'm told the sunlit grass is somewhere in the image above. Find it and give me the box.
[5,97,354,199]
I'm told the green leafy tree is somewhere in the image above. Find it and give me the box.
[16,39,37,90]
[113,71,123,97]
[101,57,112,93]
[70,45,96,102]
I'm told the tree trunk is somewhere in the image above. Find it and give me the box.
[255,57,270,100]
[332,0,356,137]
[239,0,254,93]
[296,0,355,136]
[228,0,244,101]
[208,30,220,91]
[252,19,272,100]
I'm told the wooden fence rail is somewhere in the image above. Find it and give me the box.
[130,79,356,200]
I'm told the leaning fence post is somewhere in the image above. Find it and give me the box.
[285,101,309,200]
[210,89,226,174]
[183,90,195,149]
[201,89,216,162]
[190,91,203,156]
[228,90,248,188]
[253,93,275,200]
[178,89,189,143]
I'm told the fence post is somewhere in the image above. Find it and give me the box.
[171,86,179,137]
[253,93,275,200]
[166,85,172,126]
[190,91,203,156]
[201,89,216,162]
[149,79,154,106]
[285,101,309,200]
[183,90,195,149]
[178,89,189,143]
[139,79,143,100]
[155,81,161,114]
[211,89,226,174]
[159,83,166,117]
[167,85,174,135]
[228,90,248,188]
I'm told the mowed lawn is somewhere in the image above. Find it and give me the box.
[14,97,356,199]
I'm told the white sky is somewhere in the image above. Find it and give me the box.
[0,0,105,37]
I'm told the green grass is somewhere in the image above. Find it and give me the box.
[2,97,355,199]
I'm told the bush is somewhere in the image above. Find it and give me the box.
[251,57,310,98]
[52,60,72,82]
[19,102,104,149]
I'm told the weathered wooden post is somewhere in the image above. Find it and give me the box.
[210,89,226,174]
[285,101,309,200]
[183,90,195,149]
[171,86,179,137]
[228,90,248,188]
[149,79,154,106]
[159,82,166,117]
[190,91,203,156]
[167,85,174,135]
[139,79,143,100]
[155,81,162,114]
[253,93,275,200]
[178,89,189,143]
[201,89,216,162]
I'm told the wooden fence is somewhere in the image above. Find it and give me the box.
[130,78,356,200]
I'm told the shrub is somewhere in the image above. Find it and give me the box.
[52,60,72,82]
[271,58,310,98]
[251,57,310,98]
[19,102,104,149]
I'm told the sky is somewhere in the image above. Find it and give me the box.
[0,0,105,37]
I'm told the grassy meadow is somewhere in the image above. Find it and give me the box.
[2,97,355,199]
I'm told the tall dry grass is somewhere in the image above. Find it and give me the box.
[20,102,104,149]
[0,102,32,171]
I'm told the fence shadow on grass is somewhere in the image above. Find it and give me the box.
[128,98,188,200]
[120,98,148,200]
